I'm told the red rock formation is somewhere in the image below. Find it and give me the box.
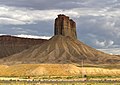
[54,14,77,39]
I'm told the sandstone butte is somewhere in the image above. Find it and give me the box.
[55,14,77,39]
[0,14,119,65]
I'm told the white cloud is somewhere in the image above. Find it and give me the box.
[0,34,6,35]
[107,40,114,47]
[95,40,106,47]
[14,34,51,39]
[94,39,114,48]
[0,17,26,25]
[11,28,23,30]
[0,34,51,39]
[0,5,80,25]
[0,5,56,25]
[73,8,120,17]
[98,48,120,55]
[1,5,120,25]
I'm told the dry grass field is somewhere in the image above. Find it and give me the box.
[0,82,120,85]
[0,64,120,85]
[0,64,120,77]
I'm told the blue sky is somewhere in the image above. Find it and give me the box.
[0,0,120,51]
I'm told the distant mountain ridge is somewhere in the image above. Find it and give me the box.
[0,35,47,58]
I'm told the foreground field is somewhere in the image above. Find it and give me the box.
[0,64,120,85]
[0,82,120,85]
[0,64,120,77]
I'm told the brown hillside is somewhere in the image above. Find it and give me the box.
[0,35,47,58]
[1,35,120,65]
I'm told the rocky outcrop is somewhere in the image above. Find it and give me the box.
[54,14,77,39]
[0,35,47,58]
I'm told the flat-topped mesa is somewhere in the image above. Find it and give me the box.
[54,14,77,39]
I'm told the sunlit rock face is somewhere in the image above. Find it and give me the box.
[54,14,77,39]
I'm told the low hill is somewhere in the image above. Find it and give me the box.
[0,35,47,58]
[1,35,120,65]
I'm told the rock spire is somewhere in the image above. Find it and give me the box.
[54,14,77,39]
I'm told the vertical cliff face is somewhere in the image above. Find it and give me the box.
[54,14,77,39]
